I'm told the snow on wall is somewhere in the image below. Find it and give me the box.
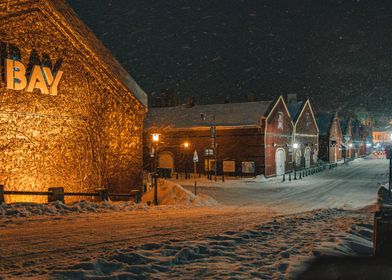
[0,1,145,202]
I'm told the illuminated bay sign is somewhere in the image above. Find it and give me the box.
[5,59,63,95]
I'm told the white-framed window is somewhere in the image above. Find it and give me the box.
[278,112,283,130]
[306,113,311,128]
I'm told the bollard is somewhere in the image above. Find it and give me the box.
[0,185,4,204]
[289,173,291,181]
[282,174,285,182]
[48,187,64,203]
[299,172,302,179]
[135,190,141,203]
[176,173,179,179]
[96,188,109,201]
[373,209,392,257]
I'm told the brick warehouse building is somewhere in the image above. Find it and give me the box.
[317,113,343,163]
[340,118,355,159]
[0,0,147,202]
[144,96,293,177]
[288,99,319,169]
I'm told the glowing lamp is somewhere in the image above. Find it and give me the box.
[152,133,160,142]
[184,142,190,148]
[293,143,299,149]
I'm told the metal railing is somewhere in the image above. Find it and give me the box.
[0,186,141,204]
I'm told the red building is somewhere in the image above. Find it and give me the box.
[317,113,343,163]
[144,96,293,177]
[352,119,368,157]
[288,99,319,168]
[340,118,355,159]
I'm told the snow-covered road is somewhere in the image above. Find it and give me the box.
[0,158,387,279]
[181,158,388,212]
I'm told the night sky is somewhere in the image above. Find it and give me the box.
[68,0,392,120]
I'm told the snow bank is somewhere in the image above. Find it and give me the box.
[0,200,149,218]
[50,208,373,280]
[142,179,218,207]
[0,180,218,218]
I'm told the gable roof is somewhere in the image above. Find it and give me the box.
[340,119,348,135]
[145,101,274,130]
[43,0,148,107]
[287,101,305,122]
[316,112,335,135]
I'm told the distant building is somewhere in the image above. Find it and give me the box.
[372,130,392,148]
[288,99,319,168]
[340,118,355,159]
[144,96,293,177]
[352,119,368,157]
[317,113,343,163]
[151,88,179,108]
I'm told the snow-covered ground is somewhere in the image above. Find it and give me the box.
[178,158,388,212]
[0,158,388,279]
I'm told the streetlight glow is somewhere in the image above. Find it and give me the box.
[184,142,190,148]
[293,143,299,149]
[152,133,160,142]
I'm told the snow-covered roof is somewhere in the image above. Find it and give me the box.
[340,119,349,135]
[46,0,148,107]
[287,101,305,122]
[145,101,274,129]
[316,113,334,135]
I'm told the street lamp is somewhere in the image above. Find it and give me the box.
[200,113,218,181]
[151,133,160,205]
[183,141,190,179]
[293,143,299,180]
[152,133,160,142]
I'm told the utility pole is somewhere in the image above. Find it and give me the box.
[212,115,217,182]
[193,150,199,195]
[151,133,160,205]
[201,113,218,181]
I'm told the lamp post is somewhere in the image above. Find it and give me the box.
[201,113,218,181]
[183,141,190,179]
[151,133,160,205]
[293,143,299,180]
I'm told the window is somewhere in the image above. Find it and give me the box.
[306,113,311,128]
[278,112,283,130]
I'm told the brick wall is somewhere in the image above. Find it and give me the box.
[144,126,265,175]
[294,102,319,167]
[0,1,145,202]
[264,98,293,177]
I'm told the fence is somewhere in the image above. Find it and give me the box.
[282,161,341,182]
[0,185,141,204]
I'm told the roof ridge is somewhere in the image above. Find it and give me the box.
[44,0,148,107]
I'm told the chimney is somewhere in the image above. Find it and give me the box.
[185,96,195,108]
[287,93,298,104]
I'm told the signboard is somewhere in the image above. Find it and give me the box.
[193,150,199,163]
[204,148,214,156]
[223,160,235,173]
[5,59,63,95]
[242,161,255,174]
